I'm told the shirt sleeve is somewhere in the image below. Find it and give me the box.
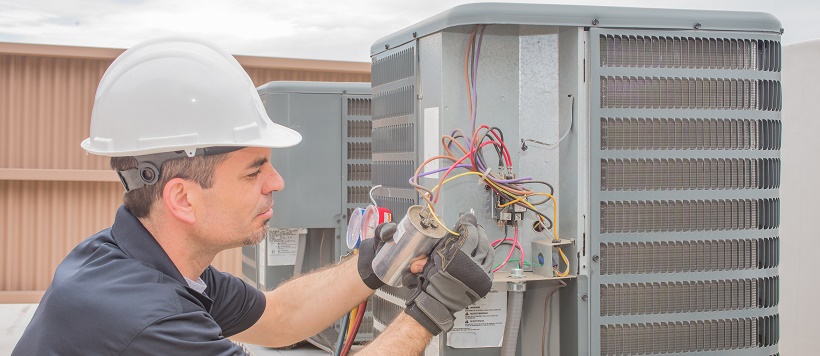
[201,266,267,337]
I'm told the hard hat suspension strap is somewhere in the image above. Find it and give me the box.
[115,146,244,193]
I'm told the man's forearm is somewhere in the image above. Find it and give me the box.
[234,255,373,347]
[358,312,433,355]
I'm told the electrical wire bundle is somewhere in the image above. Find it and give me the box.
[408,24,570,277]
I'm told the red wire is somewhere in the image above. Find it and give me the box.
[471,125,512,167]
[492,226,519,273]
[433,139,498,204]
[488,130,512,166]
[432,151,472,204]
[341,300,367,356]
[491,237,525,264]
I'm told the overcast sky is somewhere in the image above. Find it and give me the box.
[0,0,816,62]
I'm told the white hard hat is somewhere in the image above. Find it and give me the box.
[81,37,302,157]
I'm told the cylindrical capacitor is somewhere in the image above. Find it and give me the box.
[371,205,447,287]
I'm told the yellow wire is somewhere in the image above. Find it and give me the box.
[346,306,358,336]
[497,196,526,208]
[422,170,569,277]
[427,205,460,236]
[423,171,487,236]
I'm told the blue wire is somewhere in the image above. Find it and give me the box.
[333,311,350,356]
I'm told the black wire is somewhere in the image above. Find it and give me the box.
[515,180,555,206]
[517,201,553,230]
[473,127,507,170]
[516,180,554,196]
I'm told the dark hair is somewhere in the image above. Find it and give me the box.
[110,154,231,218]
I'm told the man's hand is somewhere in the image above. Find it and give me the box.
[357,222,395,290]
[404,213,494,335]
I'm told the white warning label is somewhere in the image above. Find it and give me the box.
[266,228,305,266]
[446,282,506,348]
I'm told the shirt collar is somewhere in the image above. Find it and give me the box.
[110,205,187,286]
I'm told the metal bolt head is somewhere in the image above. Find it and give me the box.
[412,31,418,38]
[592,255,599,262]
[384,44,390,50]
[581,294,589,301]
[694,23,702,29]
[591,18,599,26]
[510,268,524,278]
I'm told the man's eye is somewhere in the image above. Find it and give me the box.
[248,170,261,178]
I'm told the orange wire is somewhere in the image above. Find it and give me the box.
[464,27,478,125]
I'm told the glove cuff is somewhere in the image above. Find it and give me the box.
[357,239,385,290]
[405,291,453,335]
[359,269,384,290]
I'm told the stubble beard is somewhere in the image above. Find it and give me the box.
[243,219,271,246]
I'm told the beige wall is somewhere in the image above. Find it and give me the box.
[779,39,820,355]
[0,42,370,302]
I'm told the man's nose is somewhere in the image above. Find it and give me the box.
[263,166,284,194]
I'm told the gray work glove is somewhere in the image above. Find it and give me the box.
[357,222,396,290]
[404,213,494,335]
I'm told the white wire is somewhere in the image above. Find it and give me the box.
[369,185,381,207]
[522,96,574,150]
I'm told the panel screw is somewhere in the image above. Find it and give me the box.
[412,32,418,38]
[592,255,599,262]
[694,23,702,29]
[385,44,390,50]
[591,18,599,26]
[581,294,589,301]
[336,219,341,223]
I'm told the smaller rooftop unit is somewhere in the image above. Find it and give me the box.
[241,81,373,351]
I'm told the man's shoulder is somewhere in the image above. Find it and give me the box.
[13,233,210,354]
[52,231,197,315]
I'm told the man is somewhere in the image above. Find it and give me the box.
[12,37,493,355]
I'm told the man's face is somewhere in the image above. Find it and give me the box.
[195,147,283,249]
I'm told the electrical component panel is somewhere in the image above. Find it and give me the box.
[368,3,781,356]
[240,81,373,349]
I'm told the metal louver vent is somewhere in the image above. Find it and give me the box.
[601,316,779,355]
[600,35,781,72]
[601,118,782,151]
[371,48,414,87]
[600,277,779,316]
[600,199,780,233]
[370,42,417,225]
[347,142,372,159]
[372,124,414,153]
[347,186,372,204]
[372,285,413,329]
[347,98,372,116]
[371,295,403,329]
[600,237,779,275]
[372,161,415,188]
[601,158,780,191]
[347,164,371,181]
[372,85,414,120]
[758,314,780,347]
[374,196,415,220]
[757,236,780,269]
[347,120,372,137]
[601,77,782,111]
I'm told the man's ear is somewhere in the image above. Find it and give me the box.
[162,178,196,224]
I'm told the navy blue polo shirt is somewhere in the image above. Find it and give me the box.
[12,206,266,355]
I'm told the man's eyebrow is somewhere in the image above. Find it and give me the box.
[247,157,269,170]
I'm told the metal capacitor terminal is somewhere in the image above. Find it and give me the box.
[371,205,448,287]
